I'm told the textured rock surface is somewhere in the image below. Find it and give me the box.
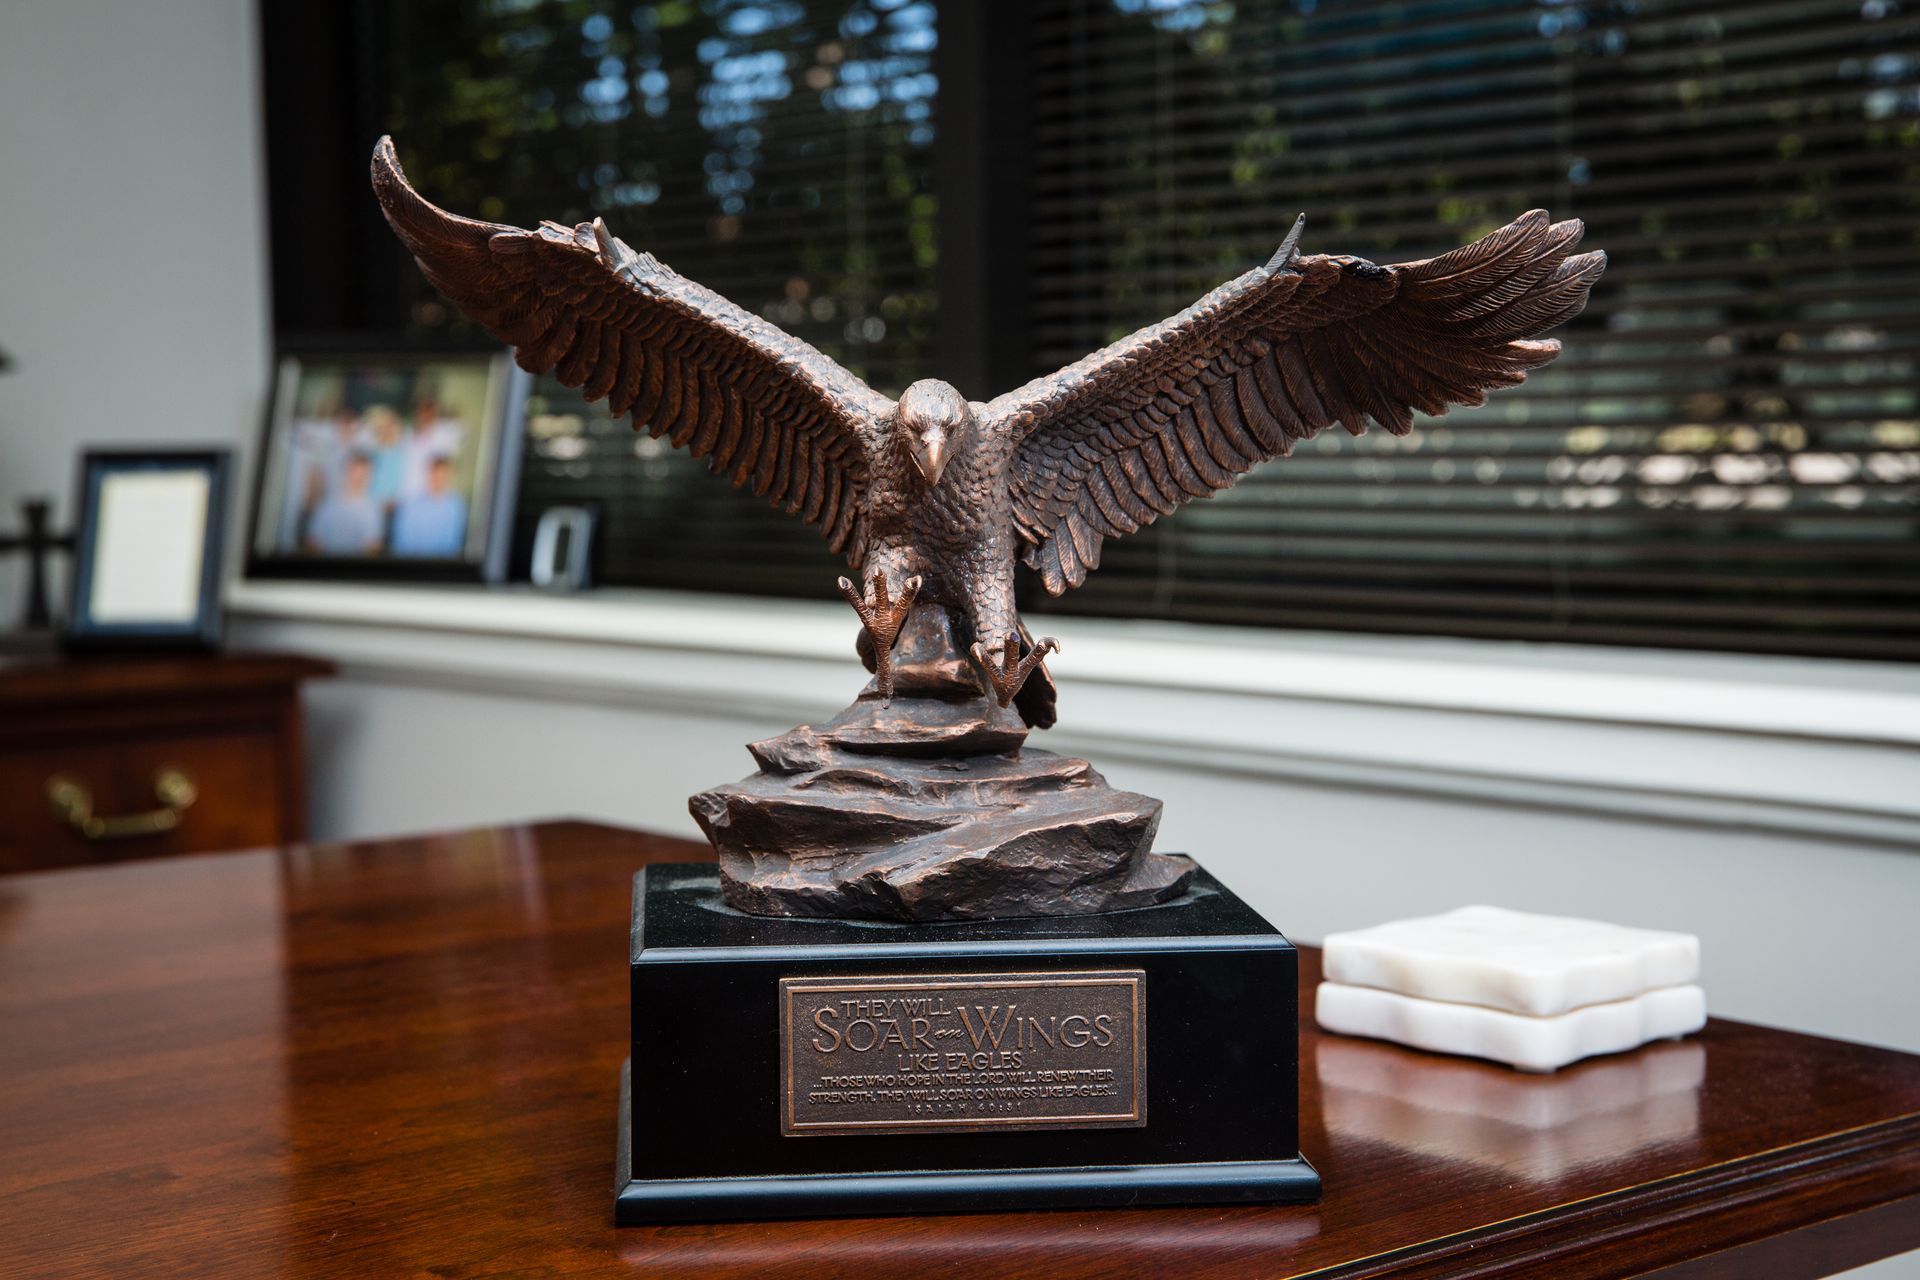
[690,608,1194,922]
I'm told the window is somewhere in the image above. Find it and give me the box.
[263,0,1920,659]
[1025,0,1920,660]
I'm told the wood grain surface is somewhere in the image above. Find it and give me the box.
[1,820,1915,1278]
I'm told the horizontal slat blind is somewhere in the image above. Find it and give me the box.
[1024,0,1920,659]
[384,0,938,597]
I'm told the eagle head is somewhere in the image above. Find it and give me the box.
[898,379,972,487]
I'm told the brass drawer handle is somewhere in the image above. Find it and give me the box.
[46,768,198,840]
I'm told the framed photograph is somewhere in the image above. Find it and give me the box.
[65,448,232,650]
[245,345,529,582]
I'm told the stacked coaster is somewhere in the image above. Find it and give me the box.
[1315,905,1705,1072]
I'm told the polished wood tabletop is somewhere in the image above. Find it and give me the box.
[2,821,1916,1279]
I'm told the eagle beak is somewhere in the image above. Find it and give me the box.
[911,430,950,486]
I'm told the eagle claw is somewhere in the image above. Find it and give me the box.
[970,634,1059,709]
[839,571,922,701]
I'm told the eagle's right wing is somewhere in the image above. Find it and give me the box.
[990,212,1603,592]
[372,137,889,558]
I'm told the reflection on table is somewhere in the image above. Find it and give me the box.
[1317,1033,1705,1182]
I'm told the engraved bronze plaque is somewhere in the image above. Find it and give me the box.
[779,971,1146,1136]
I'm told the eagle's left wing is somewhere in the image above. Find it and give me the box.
[988,211,1604,593]
[372,137,890,560]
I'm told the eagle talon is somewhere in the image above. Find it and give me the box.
[970,634,1059,709]
[839,571,922,701]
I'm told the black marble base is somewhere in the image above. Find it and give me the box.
[615,862,1320,1224]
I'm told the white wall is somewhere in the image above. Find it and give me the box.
[294,669,1920,1057]
[235,593,1920,1058]
[0,0,269,607]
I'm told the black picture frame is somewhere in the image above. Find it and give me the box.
[244,339,529,584]
[64,448,232,651]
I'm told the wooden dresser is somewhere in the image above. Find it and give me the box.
[0,650,334,872]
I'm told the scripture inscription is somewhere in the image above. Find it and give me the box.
[779,971,1146,1136]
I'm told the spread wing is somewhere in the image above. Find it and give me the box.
[371,137,890,558]
[990,211,1605,593]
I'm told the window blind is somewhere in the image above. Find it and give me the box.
[383,0,939,597]
[1023,0,1920,660]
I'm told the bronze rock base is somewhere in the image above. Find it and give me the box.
[689,608,1195,922]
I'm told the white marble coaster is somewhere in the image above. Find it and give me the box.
[1315,981,1707,1073]
[1322,905,1699,1017]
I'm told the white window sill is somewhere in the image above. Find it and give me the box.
[226,578,1920,847]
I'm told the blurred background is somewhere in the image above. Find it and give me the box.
[1,0,1916,1107]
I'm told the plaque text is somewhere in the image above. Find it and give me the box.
[778,971,1146,1136]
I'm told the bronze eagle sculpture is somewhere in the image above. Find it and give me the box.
[372,137,1603,730]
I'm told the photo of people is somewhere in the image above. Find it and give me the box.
[252,353,514,570]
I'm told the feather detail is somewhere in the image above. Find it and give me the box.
[370,136,887,562]
[993,209,1603,590]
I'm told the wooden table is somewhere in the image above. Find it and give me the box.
[2,821,1916,1279]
